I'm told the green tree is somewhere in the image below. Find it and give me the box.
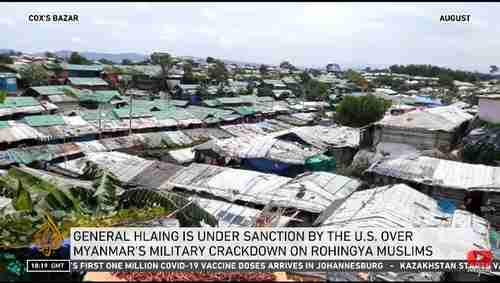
[490,65,499,75]
[0,54,13,64]
[182,61,196,83]
[44,51,55,58]
[0,90,7,104]
[345,69,369,91]
[98,58,115,65]
[335,95,391,127]
[208,60,229,85]
[151,52,175,91]
[438,74,454,88]
[68,52,92,65]
[279,61,296,71]
[121,59,133,65]
[19,64,49,86]
[259,64,269,77]
[206,56,216,64]
[304,80,329,101]
[257,84,273,97]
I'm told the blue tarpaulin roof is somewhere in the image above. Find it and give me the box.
[414,95,442,106]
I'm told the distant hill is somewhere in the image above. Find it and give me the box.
[0,49,16,54]
[50,50,149,63]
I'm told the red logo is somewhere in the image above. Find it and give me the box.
[467,250,493,268]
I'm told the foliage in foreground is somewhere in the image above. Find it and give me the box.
[335,94,391,127]
[0,163,217,248]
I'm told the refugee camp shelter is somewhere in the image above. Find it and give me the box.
[162,163,362,216]
[193,135,328,176]
[272,125,361,168]
[319,183,493,282]
[24,85,79,113]
[66,77,110,90]
[0,72,17,94]
[373,106,473,152]
[478,94,500,124]
[61,63,103,77]
[0,96,49,119]
[191,196,292,227]
[366,155,500,228]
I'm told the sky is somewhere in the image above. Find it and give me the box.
[1,2,499,72]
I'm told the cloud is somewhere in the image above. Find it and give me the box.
[1,2,500,72]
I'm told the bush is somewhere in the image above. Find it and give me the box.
[335,94,391,127]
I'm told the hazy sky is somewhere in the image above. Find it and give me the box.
[1,2,498,72]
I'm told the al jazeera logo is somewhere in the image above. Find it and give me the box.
[32,213,64,257]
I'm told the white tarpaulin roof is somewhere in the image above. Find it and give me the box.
[163,163,361,213]
[368,156,500,191]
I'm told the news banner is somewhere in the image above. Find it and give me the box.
[26,228,499,273]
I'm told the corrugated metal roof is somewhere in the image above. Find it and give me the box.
[60,151,154,183]
[168,147,195,164]
[368,156,500,191]
[377,106,473,132]
[0,97,40,109]
[68,77,109,86]
[0,121,46,143]
[318,184,452,228]
[29,85,78,96]
[61,64,104,72]
[23,114,65,127]
[163,163,361,213]
[272,125,360,149]
[221,124,268,137]
[78,90,123,104]
[206,135,321,164]
[0,120,9,128]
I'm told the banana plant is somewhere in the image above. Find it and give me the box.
[0,162,218,248]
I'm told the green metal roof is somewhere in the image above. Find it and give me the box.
[23,114,65,127]
[68,77,109,86]
[80,110,117,121]
[112,107,153,119]
[216,97,247,105]
[227,106,257,116]
[186,105,235,120]
[0,121,9,128]
[0,97,40,109]
[74,90,123,104]
[202,99,221,107]
[61,64,104,72]
[152,107,196,121]
[29,85,78,96]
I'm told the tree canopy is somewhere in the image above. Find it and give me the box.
[0,54,14,64]
[490,65,499,74]
[279,61,296,70]
[0,90,6,104]
[121,59,134,65]
[304,80,329,101]
[68,52,93,65]
[98,58,114,65]
[259,64,269,77]
[388,64,480,83]
[151,52,175,90]
[206,57,216,64]
[335,95,391,127]
[208,60,229,84]
[182,61,197,84]
[19,64,49,86]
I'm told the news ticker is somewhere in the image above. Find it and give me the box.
[26,259,500,273]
